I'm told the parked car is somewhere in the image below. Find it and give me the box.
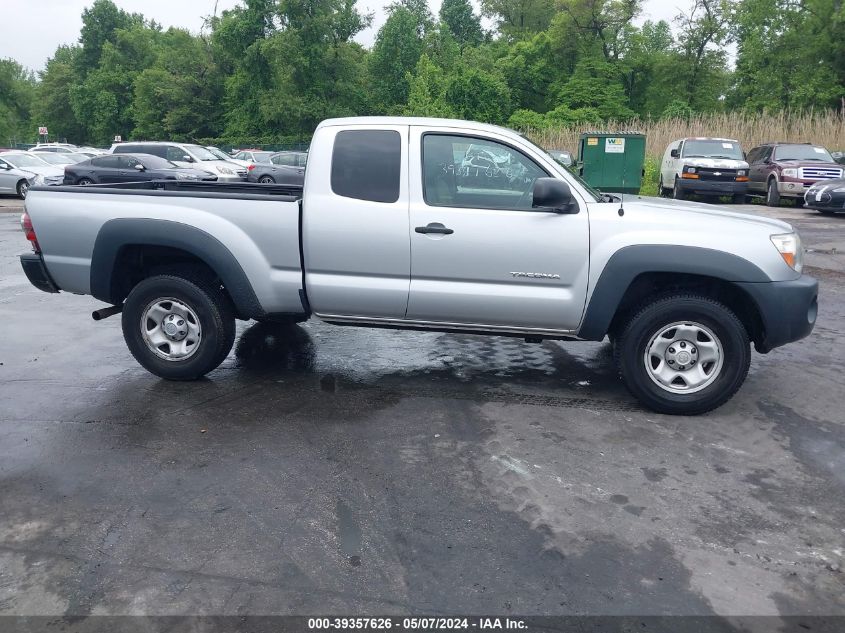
[659,138,749,203]
[35,152,89,165]
[205,146,249,168]
[0,158,37,198]
[20,116,817,415]
[247,161,305,185]
[75,147,108,157]
[233,150,274,165]
[30,143,78,154]
[269,151,308,167]
[547,149,573,168]
[64,154,219,185]
[111,142,247,181]
[746,142,844,207]
[804,177,845,215]
[0,152,64,188]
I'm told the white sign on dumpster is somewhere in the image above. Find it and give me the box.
[605,137,625,153]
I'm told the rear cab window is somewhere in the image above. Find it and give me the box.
[331,130,401,203]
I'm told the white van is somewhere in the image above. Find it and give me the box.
[659,137,750,203]
[110,142,247,181]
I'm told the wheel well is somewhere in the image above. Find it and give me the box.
[110,245,227,308]
[607,272,764,345]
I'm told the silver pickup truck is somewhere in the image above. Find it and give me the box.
[19,117,818,415]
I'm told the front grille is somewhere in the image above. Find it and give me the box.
[802,167,842,180]
[697,168,737,181]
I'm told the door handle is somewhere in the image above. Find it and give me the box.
[415,223,454,235]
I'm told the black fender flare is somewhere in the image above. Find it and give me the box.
[577,245,771,341]
[90,218,264,318]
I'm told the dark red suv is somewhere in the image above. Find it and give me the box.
[746,143,843,207]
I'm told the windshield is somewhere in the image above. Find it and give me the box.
[206,147,231,161]
[774,145,834,162]
[38,153,75,165]
[138,155,179,169]
[682,140,744,160]
[1,153,48,168]
[185,145,221,161]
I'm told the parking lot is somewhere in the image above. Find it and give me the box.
[1,196,844,618]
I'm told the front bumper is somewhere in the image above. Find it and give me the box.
[736,275,818,353]
[213,172,247,182]
[777,180,811,197]
[804,189,845,212]
[678,179,748,195]
[20,253,60,293]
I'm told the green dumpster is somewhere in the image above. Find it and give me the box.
[577,131,646,194]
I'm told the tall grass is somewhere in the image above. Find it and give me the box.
[525,111,845,159]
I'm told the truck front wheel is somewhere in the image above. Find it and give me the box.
[122,274,236,380]
[614,295,750,415]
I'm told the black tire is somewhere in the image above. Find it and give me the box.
[731,193,746,204]
[259,175,275,184]
[614,294,751,415]
[658,176,666,197]
[78,178,94,186]
[766,179,781,207]
[817,209,836,215]
[672,178,685,200]
[121,273,236,380]
[17,180,29,199]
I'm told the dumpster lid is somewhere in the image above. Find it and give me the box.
[580,130,645,137]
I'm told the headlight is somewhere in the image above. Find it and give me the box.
[736,169,747,176]
[770,232,803,273]
[782,168,799,178]
[683,166,696,174]
[216,166,234,175]
[175,173,198,180]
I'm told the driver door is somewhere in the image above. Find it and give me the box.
[406,128,590,332]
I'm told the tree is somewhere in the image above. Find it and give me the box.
[480,0,555,39]
[32,47,85,143]
[0,59,35,144]
[404,54,455,117]
[369,1,431,111]
[439,0,483,48]
[443,67,512,123]
[76,0,143,75]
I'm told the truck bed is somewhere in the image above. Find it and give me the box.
[25,180,306,317]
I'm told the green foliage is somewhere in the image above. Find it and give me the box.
[439,0,483,48]
[661,100,695,120]
[13,0,845,146]
[0,59,35,143]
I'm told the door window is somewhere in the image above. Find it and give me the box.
[422,134,546,210]
[166,146,189,162]
[115,156,139,169]
[331,130,401,203]
[93,156,120,168]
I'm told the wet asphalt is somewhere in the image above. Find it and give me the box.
[0,198,844,619]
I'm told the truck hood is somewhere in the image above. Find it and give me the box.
[624,196,793,233]
[681,157,748,169]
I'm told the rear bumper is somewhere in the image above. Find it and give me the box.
[20,253,60,293]
[678,179,748,195]
[736,275,818,353]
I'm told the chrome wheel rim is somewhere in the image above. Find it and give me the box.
[19,182,28,198]
[140,297,202,361]
[644,321,723,394]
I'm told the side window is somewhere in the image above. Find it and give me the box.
[422,134,546,210]
[166,146,187,162]
[331,130,401,203]
[93,156,120,168]
[274,154,295,166]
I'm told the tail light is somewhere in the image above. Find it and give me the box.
[21,212,41,253]
[247,164,255,171]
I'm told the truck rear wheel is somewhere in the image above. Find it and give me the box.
[614,295,750,415]
[122,274,236,380]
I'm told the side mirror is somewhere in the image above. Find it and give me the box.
[0,163,9,170]
[532,178,578,214]
[182,155,194,163]
[670,149,680,159]
[134,163,145,171]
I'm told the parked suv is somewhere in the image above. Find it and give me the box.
[659,138,749,203]
[746,142,844,207]
[111,142,247,181]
